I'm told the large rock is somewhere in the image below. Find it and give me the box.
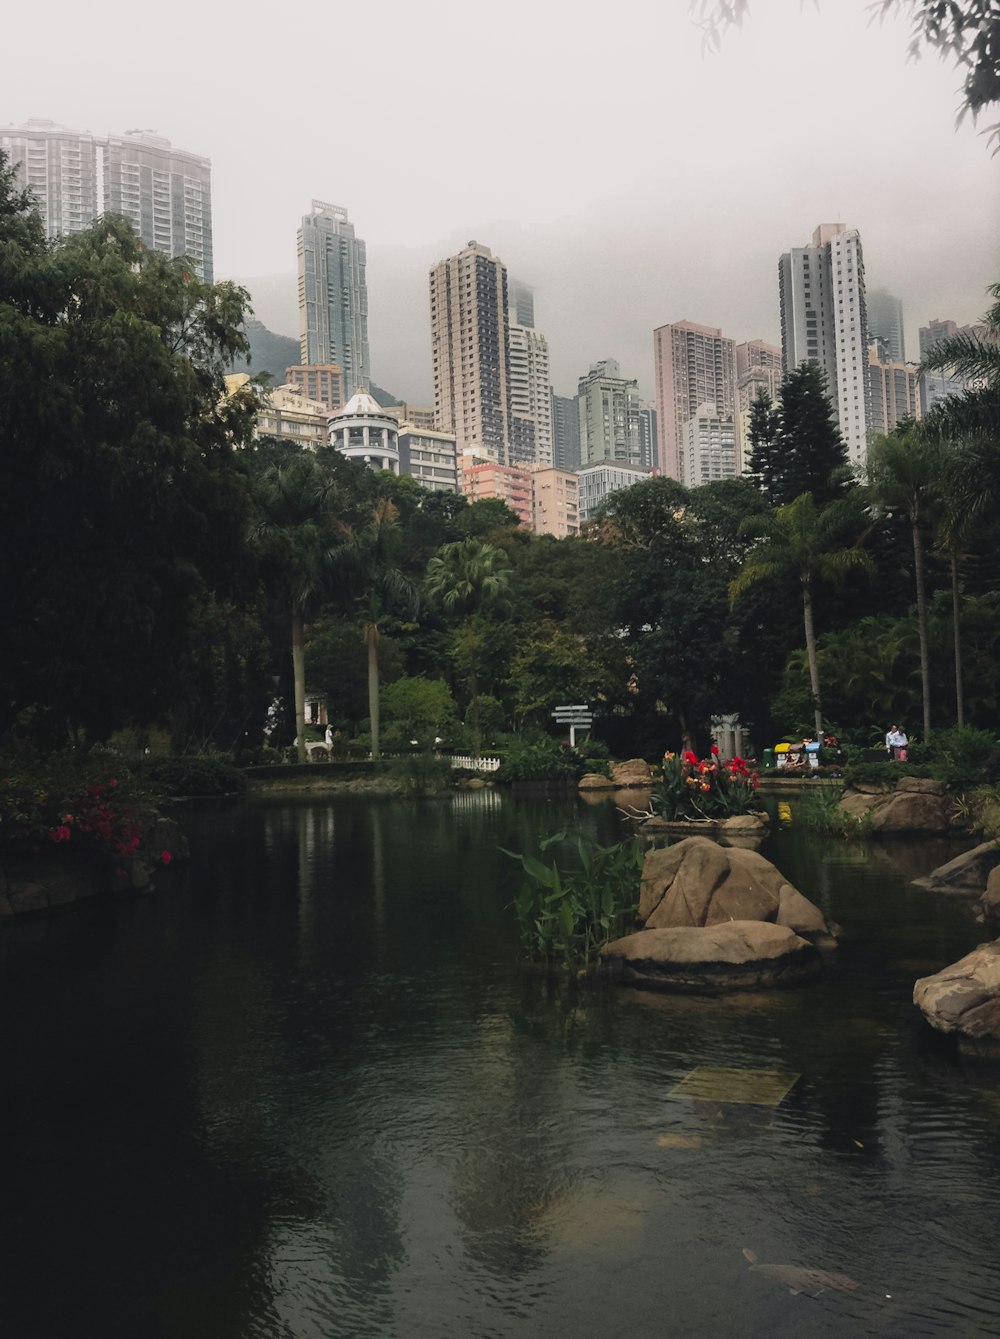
[601,921,821,991]
[912,840,1000,895]
[611,758,653,787]
[577,772,616,791]
[914,940,1000,1055]
[638,836,830,938]
[838,781,956,836]
[982,867,1000,924]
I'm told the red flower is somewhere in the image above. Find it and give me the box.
[710,745,719,756]
[161,851,172,866]
[683,751,699,766]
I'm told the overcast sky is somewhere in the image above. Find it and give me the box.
[5,0,998,401]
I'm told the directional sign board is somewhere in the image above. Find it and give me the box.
[551,704,593,746]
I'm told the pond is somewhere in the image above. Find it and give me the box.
[0,790,998,1338]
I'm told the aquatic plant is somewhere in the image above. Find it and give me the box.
[501,829,644,967]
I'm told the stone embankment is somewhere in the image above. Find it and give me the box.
[838,776,967,836]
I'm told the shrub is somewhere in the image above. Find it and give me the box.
[383,754,453,796]
[797,786,872,838]
[496,734,575,783]
[501,829,644,967]
[0,750,149,859]
[136,755,246,797]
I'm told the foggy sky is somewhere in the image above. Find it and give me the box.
[5,0,998,403]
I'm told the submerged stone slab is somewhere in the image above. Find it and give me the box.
[671,1066,800,1106]
[601,920,821,992]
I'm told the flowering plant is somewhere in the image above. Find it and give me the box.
[652,749,761,821]
[1,756,145,861]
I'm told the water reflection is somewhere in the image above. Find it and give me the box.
[0,792,997,1338]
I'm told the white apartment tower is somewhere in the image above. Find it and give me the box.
[1,119,214,280]
[297,201,370,392]
[577,359,645,469]
[508,322,553,466]
[779,223,872,464]
[429,241,512,460]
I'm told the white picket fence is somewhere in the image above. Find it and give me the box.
[449,754,501,772]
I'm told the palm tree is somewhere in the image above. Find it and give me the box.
[729,492,874,741]
[350,498,418,760]
[251,454,345,763]
[866,423,945,740]
[424,538,510,756]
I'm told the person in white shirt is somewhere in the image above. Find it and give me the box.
[886,726,908,761]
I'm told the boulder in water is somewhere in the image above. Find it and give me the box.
[913,939,1000,1056]
[601,921,820,991]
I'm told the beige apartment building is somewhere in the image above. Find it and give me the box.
[285,364,344,413]
[225,375,330,448]
[654,321,736,481]
[868,347,921,435]
[531,467,579,537]
[430,242,512,460]
[458,455,532,526]
[735,339,782,471]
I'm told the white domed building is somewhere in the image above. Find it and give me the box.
[328,390,400,474]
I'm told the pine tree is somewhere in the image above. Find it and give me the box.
[746,389,780,503]
[773,362,848,506]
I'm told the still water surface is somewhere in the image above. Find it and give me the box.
[1,791,998,1338]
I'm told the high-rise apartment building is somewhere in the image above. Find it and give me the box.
[508,322,553,466]
[866,288,905,362]
[1,119,214,280]
[577,359,645,469]
[735,339,783,472]
[551,393,582,472]
[285,364,344,412]
[510,279,535,329]
[297,201,370,393]
[636,405,658,472]
[918,318,973,414]
[429,241,512,460]
[653,321,736,480]
[867,347,921,435]
[778,222,872,464]
[680,403,738,489]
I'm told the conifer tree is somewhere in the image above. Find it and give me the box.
[772,362,848,506]
[746,389,781,503]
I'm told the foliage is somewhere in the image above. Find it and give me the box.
[0,153,259,746]
[135,754,247,798]
[796,786,873,839]
[769,362,848,507]
[501,829,644,967]
[382,754,453,796]
[908,724,1000,786]
[0,751,151,859]
[693,1,1000,145]
[380,675,458,746]
[496,735,577,783]
[651,750,761,821]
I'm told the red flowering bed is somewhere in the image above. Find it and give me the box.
[652,747,761,821]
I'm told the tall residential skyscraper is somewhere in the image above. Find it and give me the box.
[918,317,974,413]
[297,201,370,393]
[735,338,783,472]
[867,347,921,435]
[577,359,645,468]
[510,279,535,329]
[653,321,736,480]
[551,392,582,471]
[508,322,553,466]
[429,241,512,460]
[1,119,214,280]
[866,288,905,362]
[778,222,872,464]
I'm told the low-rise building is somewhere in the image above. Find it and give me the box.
[398,424,458,492]
[329,390,400,473]
[459,454,533,526]
[285,364,344,412]
[577,463,651,523]
[226,374,330,448]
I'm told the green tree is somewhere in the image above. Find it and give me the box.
[772,362,848,506]
[0,153,258,744]
[730,493,874,740]
[349,498,420,760]
[424,539,511,755]
[866,422,945,739]
[251,453,352,762]
[380,675,458,746]
[746,389,781,502]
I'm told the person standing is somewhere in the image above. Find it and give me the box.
[887,725,907,761]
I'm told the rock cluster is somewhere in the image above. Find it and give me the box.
[914,940,1000,1056]
[600,836,831,991]
[838,776,962,836]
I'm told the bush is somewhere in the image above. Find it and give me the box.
[383,754,453,796]
[797,786,872,838]
[501,829,645,967]
[136,754,246,797]
[0,749,149,858]
[496,734,576,783]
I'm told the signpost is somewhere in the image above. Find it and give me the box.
[551,703,593,749]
